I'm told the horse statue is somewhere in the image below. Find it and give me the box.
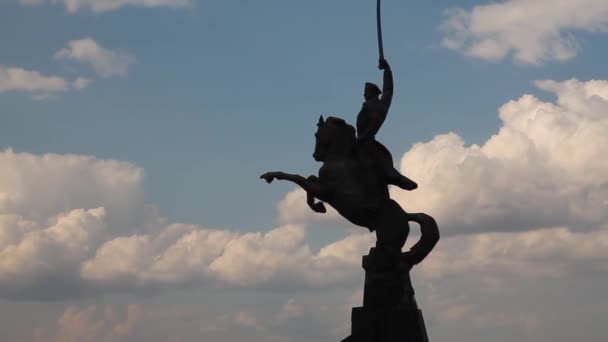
[260,116,438,264]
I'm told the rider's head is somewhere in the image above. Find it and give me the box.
[364,82,381,100]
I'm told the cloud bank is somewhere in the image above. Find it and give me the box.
[1,79,607,302]
[20,0,191,13]
[396,78,608,234]
[0,66,88,99]
[1,79,608,342]
[55,38,135,78]
[0,149,371,300]
[0,38,129,101]
[441,0,608,64]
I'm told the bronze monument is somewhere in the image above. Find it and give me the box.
[260,1,439,341]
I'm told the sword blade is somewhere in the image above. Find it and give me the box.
[376,0,384,60]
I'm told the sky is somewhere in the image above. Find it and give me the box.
[1,0,608,341]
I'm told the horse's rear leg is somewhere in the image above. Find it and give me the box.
[306,176,327,213]
[373,199,411,255]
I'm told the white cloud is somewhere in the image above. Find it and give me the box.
[418,226,608,281]
[80,224,239,287]
[0,149,368,299]
[55,38,135,78]
[18,0,44,6]
[0,208,107,298]
[2,79,607,341]
[29,252,608,342]
[206,225,312,286]
[440,0,608,64]
[413,227,608,342]
[394,79,608,234]
[0,66,87,99]
[80,224,369,290]
[73,77,92,90]
[25,295,358,342]
[0,149,147,230]
[0,149,156,299]
[20,0,191,13]
[2,78,608,302]
[0,67,67,92]
[33,304,141,342]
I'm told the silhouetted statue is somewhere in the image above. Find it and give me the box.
[261,114,436,258]
[260,59,435,256]
[260,59,439,342]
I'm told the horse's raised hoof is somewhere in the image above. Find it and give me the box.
[312,202,327,213]
[260,172,275,183]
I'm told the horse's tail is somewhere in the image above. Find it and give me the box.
[406,213,439,265]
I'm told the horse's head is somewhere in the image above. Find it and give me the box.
[313,115,356,162]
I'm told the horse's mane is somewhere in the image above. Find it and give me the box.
[325,116,356,138]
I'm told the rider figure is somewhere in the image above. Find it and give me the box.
[356,58,418,191]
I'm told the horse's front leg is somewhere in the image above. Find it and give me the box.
[260,171,332,204]
[306,176,327,213]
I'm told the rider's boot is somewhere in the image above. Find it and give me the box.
[388,167,418,191]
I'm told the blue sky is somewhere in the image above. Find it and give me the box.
[4,0,608,231]
[3,0,608,229]
[2,1,608,341]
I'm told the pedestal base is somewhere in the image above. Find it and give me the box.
[340,301,429,342]
[341,248,430,342]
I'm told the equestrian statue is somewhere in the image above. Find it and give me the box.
[260,1,439,341]
[260,58,439,342]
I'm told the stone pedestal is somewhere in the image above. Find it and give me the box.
[341,248,429,342]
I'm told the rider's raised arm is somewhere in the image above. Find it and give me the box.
[356,59,394,142]
[379,60,393,110]
[365,64,393,139]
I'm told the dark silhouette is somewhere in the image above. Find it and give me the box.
[261,115,436,257]
[261,57,439,341]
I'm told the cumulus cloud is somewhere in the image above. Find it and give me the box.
[80,224,370,291]
[73,77,91,90]
[414,228,608,342]
[0,149,147,230]
[22,295,359,342]
[419,226,608,281]
[33,304,141,342]
[440,0,608,64]
[0,66,88,99]
[0,149,371,299]
[0,208,107,299]
[2,78,608,301]
[0,149,156,299]
[55,38,135,78]
[20,0,191,13]
[395,79,608,234]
